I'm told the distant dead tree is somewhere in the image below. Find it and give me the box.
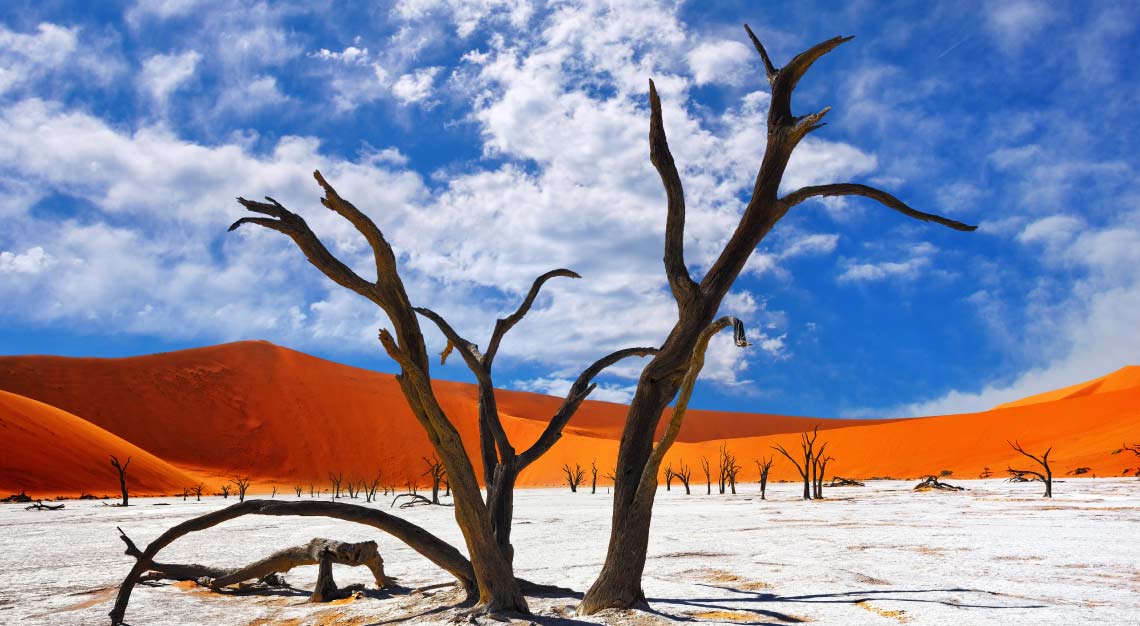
[829,476,864,487]
[1067,467,1091,476]
[590,459,599,494]
[294,485,303,498]
[219,484,231,499]
[1008,440,1053,498]
[699,456,712,494]
[232,477,252,503]
[754,456,773,500]
[773,426,820,500]
[423,455,446,505]
[365,474,381,503]
[718,444,741,494]
[110,455,131,506]
[328,472,344,499]
[663,463,676,491]
[676,459,692,495]
[563,463,586,493]
[270,486,277,499]
[811,443,831,499]
[181,487,189,502]
[345,480,359,499]
[1113,443,1140,477]
[192,483,204,501]
[979,467,993,479]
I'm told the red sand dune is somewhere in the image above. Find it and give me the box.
[1,341,1137,497]
[0,390,201,497]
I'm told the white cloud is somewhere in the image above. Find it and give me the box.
[838,243,937,283]
[0,247,54,274]
[392,66,442,104]
[687,39,752,86]
[985,0,1055,52]
[139,51,201,104]
[0,22,78,93]
[512,376,637,404]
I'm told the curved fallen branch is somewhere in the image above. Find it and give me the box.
[392,493,450,508]
[119,531,390,595]
[109,499,475,625]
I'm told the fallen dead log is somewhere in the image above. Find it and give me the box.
[119,529,390,601]
[913,476,964,491]
[109,499,476,625]
[829,476,865,487]
[26,500,65,510]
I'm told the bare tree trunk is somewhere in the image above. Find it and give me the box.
[110,455,130,506]
[1008,440,1053,498]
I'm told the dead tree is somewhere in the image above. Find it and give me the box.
[232,477,252,503]
[699,456,712,494]
[676,460,692,495]
[119,531,390,601]
[271,486,277,499]
[754,456,773,500]
[578,26,973,613]
[328,472,344,499]
[294,485,303,498]
[345,480,359,499]
[26,500,65,511]
[773,426,819,501]
[110,455,131,506]
[830,476,864,487]
[219,484,231,499]
[192,483,204,501]
[181,488,189,501]
[231,169,657,615]
[663,463,675,491]
[914,475,964,491]
[591,459,599,494]
[109,500,477,624]
[309,483,317,499]
[716,444,741,495]
[811,444,831,499]
[562,463,586,493]
[423,455,446,504]
[979,467,993,479]
[365,474,381,503]
[1008,440,1053,498]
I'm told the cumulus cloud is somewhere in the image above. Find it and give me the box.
[139,51,201,104]
[687,39,752,86]
[392,66,442,104]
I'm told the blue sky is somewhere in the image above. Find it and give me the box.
[1,1,1137,418]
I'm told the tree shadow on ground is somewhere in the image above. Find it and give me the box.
[643,583,1047,623]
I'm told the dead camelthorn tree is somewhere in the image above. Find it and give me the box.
[719,444,742,495]
[270,486,277,499]
[219,484,231,499]
[773,426,820,500]
[294,485,303,498]
[110,455,131,507]
[365,474,382,503]
[562,463,586,493]
[591,459,599,494]
[1008,440,1053,498]
[754,456,773,500]
[676,460,692,495]
[578,25,973,613]
[699,456,712,494]
[812,448,832,499]
[663,463,676,491]
[192,483,204,502]
[181,488,188,502]
[232,477,252,503]
[328,472,344,499]
[423,455,446,505]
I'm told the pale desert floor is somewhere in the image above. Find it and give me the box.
[2,478,1138,625]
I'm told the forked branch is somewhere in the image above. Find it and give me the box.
[648,79,697,304]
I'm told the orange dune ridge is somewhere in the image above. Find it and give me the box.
[1,340,1138,497]
[0,390,202,496]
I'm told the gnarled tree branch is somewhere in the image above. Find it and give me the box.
[780,183,977,231]
[484,269,580,367]
[648,80,698,305]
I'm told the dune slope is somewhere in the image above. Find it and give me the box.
[1,341,1136,494]
[0,390,200,496]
